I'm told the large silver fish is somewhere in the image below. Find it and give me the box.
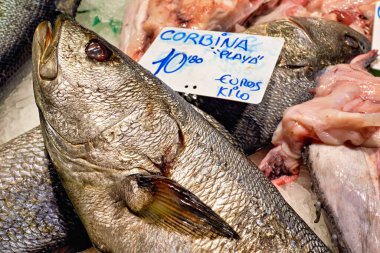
[33,16,330,252]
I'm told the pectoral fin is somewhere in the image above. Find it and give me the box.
[121,174,239,240]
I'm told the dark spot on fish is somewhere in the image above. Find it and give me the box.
[331,234,339,247]
[286,64,307,70]
[344,34,359,49]
[156,128,185,177]
[85,39,112,62]
[314,201,322,223]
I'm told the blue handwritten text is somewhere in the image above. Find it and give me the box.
[160,30,252,51]
[213,49,264,65]
[152,48,203,76]
[215,74,262,101]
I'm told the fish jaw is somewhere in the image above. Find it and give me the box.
[32,16,64,119]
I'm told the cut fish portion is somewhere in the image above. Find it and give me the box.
[253,0,377,39]
[260,50,380,176]
[308,144,380,253]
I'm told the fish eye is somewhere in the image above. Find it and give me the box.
[344,34,359,49]
[85,39,112,62]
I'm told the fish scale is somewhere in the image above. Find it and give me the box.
[0,127,90,252]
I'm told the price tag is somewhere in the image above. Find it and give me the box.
[371,2,380,70]
[139,28,284,104]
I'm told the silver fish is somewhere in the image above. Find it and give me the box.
[0,127,90,252]
[307,145,380,253]
[33,16,330,252]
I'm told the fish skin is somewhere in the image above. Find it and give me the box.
[0,0,81,101]
[305,145,380,253]
[0,127,90,253]
[192,17,370,154]
[33,16,330,252]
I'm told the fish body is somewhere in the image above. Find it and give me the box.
[307,145,380,253]
[33,16,330,252]
[0,0,81,100]
[189,17,371,154]
[0,127,89,252]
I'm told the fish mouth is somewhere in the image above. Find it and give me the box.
[33,15,65,81]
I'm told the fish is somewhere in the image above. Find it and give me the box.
[306,144,380,253]
[32,15,331,252]
[258,51,380,252]
[259,50,380,179]
[0,127,91,252]
[193,17,371,154]
[0,0,81,101]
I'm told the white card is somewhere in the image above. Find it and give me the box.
[139,28,284,104]
[372,2,380,70]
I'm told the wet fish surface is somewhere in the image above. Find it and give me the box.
[259,50,380,178]
[33,15,331,252]
[0,127,90,252]
[0,0,81,100]
[192,17,370,154]
[306,145,380,253]
[256,50,380,252]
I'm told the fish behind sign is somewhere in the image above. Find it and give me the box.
[190,17,371,154]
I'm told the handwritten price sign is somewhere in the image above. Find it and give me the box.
[139,28,284,104]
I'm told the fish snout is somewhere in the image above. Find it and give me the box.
[33,16,65,81]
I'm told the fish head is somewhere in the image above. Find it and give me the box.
[33,15,150,145]
[33,14,169,204]
[287,17,370,65]
[33,15,182,187]
[248,17,370,68]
